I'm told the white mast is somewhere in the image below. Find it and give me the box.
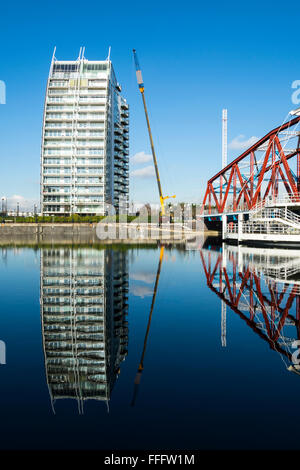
[222,109,228,169]
[221,108,228,347]
[107,46,111,61]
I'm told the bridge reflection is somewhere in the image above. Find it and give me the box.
[200,243,300,372]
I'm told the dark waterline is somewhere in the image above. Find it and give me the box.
[0,241,300,450]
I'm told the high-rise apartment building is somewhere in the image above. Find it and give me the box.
[40,48,129,216]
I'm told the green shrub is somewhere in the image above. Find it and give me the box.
[2,214,139,224]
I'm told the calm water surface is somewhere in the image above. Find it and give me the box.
[1,240,300,450]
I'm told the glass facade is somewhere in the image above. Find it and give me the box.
[41,53,129,215]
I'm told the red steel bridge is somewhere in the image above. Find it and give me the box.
[200,245,300,368]
[201,115,300,215]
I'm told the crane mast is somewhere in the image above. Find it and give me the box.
[133,49,175,216]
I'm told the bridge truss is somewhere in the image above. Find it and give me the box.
[201,116,300,214]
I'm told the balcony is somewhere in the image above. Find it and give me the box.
[79,97,107,104]
[115,179,128,186]
[87,84,107,90]
[76,173,104,178]
[114,169,127,177]
[49,82,68,89]
[77,130,104,136]
[114,128,122,136]
[43,180,71,186]
[43,172,72,178]
[75,180,103,186]
[44,134,72,139]
[114,155,127,163]
[114,161,128,171]
[76,161,104,166]
[43,154,73,160]
[43,190,70,195]
[46,114,73,121]
[44,142,73,148]
[76,200,104,205]
[43,200,72,205]
[43,161,71,165]
[47,97,76,104]
[77,114,106,122]
[44,123,73,129]
[76,191,104,196]
[114,186,128,194]
[77,143,104,149]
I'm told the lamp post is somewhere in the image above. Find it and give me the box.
[17,202,19,217]
[34,204,37,223]
[1,197,7,215]
[1,197,4,223]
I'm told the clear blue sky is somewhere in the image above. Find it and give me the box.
[0,0,299,209]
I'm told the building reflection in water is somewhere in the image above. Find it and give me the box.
[200,242,300,374]
[40,248,129,413]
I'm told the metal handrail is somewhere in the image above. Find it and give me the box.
[227,221,300,235]
[242,222,300,235]
[251,207,300,225]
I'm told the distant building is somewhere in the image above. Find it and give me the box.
[40,247,129,412]
[41,48,129,216]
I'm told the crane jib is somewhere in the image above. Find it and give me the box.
[132,48,175,215]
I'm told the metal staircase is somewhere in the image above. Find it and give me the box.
[227,205,300,238]
[250,207,300,228]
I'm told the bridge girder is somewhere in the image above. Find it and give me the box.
[201,116,300,214]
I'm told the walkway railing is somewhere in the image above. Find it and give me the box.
[251,207,300,225]
[242,223,300,235]
[227,222,300,235]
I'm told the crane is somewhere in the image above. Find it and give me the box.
[133,49,175,216]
